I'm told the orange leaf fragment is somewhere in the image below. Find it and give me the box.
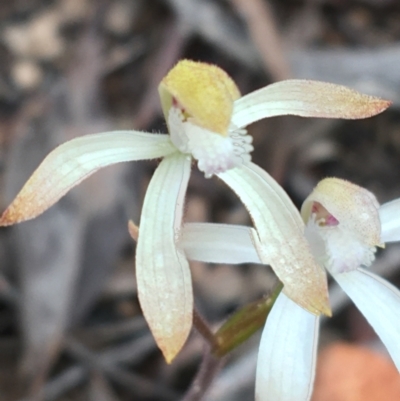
[312,342,400,401]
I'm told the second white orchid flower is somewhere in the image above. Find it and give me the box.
[182,177,400,401]
[0,59,390,362]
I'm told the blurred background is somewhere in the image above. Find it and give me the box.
[0,0,400,400]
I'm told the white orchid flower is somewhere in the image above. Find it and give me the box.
[182,177,400,401]
[0,60,390,363]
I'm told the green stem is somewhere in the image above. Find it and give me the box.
[213,281,283,357]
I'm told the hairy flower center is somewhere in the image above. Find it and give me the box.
[305,202,376,275]
[168,105,253,178]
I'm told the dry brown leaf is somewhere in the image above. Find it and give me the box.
[312,342,400,401]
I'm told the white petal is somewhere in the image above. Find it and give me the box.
[379,199,400,243]
[136,153,192,363]
[218,163,330,316]
[256,293,319,401]
[232,80,391,129]
[0,131,176,225]
[181,223,261,264]
[333,268,400,371]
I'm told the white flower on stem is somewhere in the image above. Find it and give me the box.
[181,178,400,401]
[0,60,390,362]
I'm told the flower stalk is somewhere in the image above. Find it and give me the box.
[213,281,283,357]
